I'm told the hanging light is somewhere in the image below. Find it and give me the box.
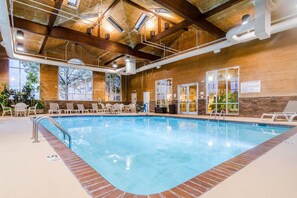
[242,14,251,25]
[112,61,118,68]
[16,43,24,51]
[16,30,24,40]
[105,33,110,40]
[150,30,155,37]
[164,22,169,30]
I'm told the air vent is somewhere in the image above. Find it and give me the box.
[107,17,124,33]
[154,8,171,14]
[134,13,149,31]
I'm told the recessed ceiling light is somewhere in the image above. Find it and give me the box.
[16,30,24,40]
[242,14,251,25]
[112,61,118,68]
[16,43,24,52]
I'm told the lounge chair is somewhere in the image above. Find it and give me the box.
[99,104,107,113]
[127,103,136,113]
[105,103,112,113]
[48,103,61,114]
[77,104,89,113]
[289,113,297,122]
[64,103,78,114]
[261,101,297,121]
[1,103,12,116]
[28,104,38,116]
[90,103,101,113]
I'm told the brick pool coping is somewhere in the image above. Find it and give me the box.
[38,118,297,198]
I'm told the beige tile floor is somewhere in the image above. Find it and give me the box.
[0,114,297,198]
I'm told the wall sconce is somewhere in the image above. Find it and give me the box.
[105,33,110,40]
[150,30,155,37]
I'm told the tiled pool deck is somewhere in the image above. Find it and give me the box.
[36,114,297,198]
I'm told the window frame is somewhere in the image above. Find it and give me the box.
[58,66,93,101]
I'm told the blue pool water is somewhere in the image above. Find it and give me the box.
[40,116,291,194]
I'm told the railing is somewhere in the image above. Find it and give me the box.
[32,115,72,149]
[208,109,226,122]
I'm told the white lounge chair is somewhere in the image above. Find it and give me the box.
[64,103,78,114]
[1,103,12,116]
[289,113,297,122]
[261,101,297,121]
[127,103,136,113]
[90,103,100,113]
[77,104,89,113]
[100,104,107,113]
[48,103,61,114]
[28,104,38,116]
[105,103,112,113]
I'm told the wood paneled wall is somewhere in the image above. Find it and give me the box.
[128,29,297,104]
[0,58,9,91]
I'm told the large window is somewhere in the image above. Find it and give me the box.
[155,78,172,108]
[59,67,92,101]
[105,73,121,101]
[206,67,239,115]
[9,59,40,99]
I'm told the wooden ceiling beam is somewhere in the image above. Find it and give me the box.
[104,54,125,66]
[134,20,191,51]
[13,17,160,61]
[152,0,225,38]
[203,0,245,18]
[122,0,176,25]
[39,0,64,54]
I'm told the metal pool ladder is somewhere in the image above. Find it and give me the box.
[32,115,72,149]
[208,109,226,121]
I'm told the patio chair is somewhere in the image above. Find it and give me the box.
[261,101,297,121]
[90,103,101,113]
[1,103,12,116]
[105,103,112,113]
[127,103,136,113]
[77,104,89,113]
[15,103,28,116]
[100,103,107,113]
[119,103,124,112]
[48,103,61,114]
[64,103,78,114]
[112,103,120,114]
[28,103,38,116]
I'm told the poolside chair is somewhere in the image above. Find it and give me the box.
[27,103,38,116]
[105,103,112,113]
[64,103,78,114]
[90,103,101,113]
[289,113,297,122]
[48,103,61,114]
[1,103,13,116]
[99,103,107,113]
[15,103,28,116]
[261,101,297,121]
[77,104,89,113]
[112,103,121,114]
[119,103,124,113]
[127,103,136,113]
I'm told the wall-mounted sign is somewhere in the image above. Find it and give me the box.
[241,80,261,93]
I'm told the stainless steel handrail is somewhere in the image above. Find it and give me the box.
[32,116,72,149]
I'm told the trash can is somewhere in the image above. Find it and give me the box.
[169,104,176,114]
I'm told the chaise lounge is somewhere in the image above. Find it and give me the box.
[261,101,297,121]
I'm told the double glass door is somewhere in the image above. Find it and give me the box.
[178,83,198,114]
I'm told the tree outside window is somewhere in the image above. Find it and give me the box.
[105,73,121,101]
[9,59,40,99]
[58,67,92,101]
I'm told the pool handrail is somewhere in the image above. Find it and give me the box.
[32,115,72,149]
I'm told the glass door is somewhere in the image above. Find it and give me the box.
[178,83,198,114]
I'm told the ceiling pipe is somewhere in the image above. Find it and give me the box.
[0,0,121,74]
[136,16,297,73]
